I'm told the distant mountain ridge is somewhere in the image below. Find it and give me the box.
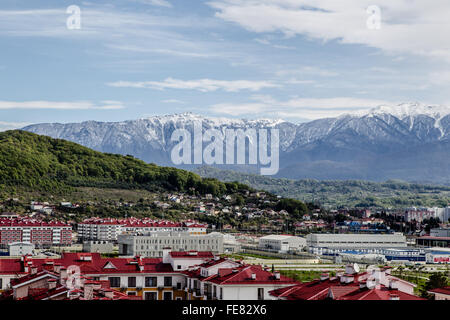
[194,165,450,209]
[23,103,450,184]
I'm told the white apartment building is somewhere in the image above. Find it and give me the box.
[77,218,207,242]
[118,231,224,257]
[306,233,407,249]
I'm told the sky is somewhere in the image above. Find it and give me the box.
[1,0,450,130]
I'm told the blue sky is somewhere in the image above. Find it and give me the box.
[1,0,450,130]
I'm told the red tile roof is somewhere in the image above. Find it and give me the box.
[0,217,70,227]
[0,252,175,275]
[57,252,174,274]
[169,251,214,259]
[338,287,425,300]
[269,272,424,301]
[428,286,450,295]
[270,278,356,300]
[78,217,207,228]
[204,265,297,285]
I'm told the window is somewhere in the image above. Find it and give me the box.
[163,292,172,300]
[109,277,120,288]
[257,288,264,300]
[164,276,172,287]
[176,282,181,290]
[128,277,136,288]
[127,291,137,296]
[144,292,157,300]
[145,277,157,287]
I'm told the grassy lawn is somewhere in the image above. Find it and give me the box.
[222,253,276,260]
[391,271,430,295]
[279,270,336,282]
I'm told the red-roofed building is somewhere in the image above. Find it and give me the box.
[1,249,299,301]
[0,217,72,246]
[428,286,450,300]
[338,287,424,300]
[183,261,298,300]
[269,264,424,301]
[1,250,216,300]
[77,217,207,242]
[2,268,133,300]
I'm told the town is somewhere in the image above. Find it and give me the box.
[0,194,449,301]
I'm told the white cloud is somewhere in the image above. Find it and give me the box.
[208,0,450,62]
[210,96,398,120]
[0,101,125,110]
[0,7,227,62]
[0,121,32,131]
[276,66,339,77]
[108,78,280,92]
[162,99,185,104]
[429,71,450,86]
[135,0,173,8]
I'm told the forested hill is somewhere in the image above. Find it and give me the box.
[0,130,249,195]
[194,166,450,208]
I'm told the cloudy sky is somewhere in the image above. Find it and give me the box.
[1,0,450,130]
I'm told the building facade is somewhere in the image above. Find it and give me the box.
[8,242,35,256]
[77,218,207,242]
[0,217,72,247]
[258,235,306,253]
[307,233,407,250]
[118,232,224,257]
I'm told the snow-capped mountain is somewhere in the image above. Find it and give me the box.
[22,103,450,184]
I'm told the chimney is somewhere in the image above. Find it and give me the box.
[84,282,94,300]
[60,267,67,284]
[54,264,62,273]
[48,279,57,290]
[162,247,171,264]
[251,273,256,280]
[389,280,399,290]
[320,273,329,281]
[274,272,280,280]
[69,290,80,300]
[103,289,114,299]
[366,280,376,289]
[30,266,38,275]
[359,281,367,289]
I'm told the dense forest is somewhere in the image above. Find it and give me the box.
[0,130,250,196]
[195,166,450,208]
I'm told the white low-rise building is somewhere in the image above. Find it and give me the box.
[118,231,224,257]
[258,235,306,253]
[8,242,35,256]
[307,233,407,249]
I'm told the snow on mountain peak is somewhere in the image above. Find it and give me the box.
[143,112,286,127]
[350,102,450,119]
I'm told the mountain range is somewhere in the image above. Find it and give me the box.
[23,102,450,185]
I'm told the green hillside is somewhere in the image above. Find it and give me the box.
[194,166,450,209]
[0,130,247,196]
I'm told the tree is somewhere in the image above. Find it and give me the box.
[421,272,449,299]
[275,198,308,219]
[235,195,244,206]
